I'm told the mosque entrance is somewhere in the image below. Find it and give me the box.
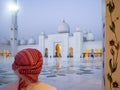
[69,47,73,57]
[55,44,61,57]
[45,48,48,57]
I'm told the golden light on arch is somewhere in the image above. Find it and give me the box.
[56,44,61,50]
[55,44,61,57]
[69,47,73,57]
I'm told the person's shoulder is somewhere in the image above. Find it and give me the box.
[38,82,57,90]
[0,81,18,90]
[27,82,57,90]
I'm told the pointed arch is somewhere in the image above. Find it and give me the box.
[69,47,73,57]
[55,44,61,57]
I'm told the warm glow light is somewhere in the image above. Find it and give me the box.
[8,3,19,12]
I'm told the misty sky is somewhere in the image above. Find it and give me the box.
[0,0,103,42]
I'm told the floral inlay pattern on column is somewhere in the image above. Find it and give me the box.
[107,0,120,90]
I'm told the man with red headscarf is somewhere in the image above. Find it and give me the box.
[0,48,57,90]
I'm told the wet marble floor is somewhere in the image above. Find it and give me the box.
[0,57,103,90]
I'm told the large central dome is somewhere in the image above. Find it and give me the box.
[58,20,70,33]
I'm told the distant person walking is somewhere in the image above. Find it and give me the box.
[0,48,57,90]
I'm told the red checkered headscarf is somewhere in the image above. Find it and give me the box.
[12,48,43,90]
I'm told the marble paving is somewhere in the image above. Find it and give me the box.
[0,56,103,90]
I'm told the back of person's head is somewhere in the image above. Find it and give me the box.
[12,48,43,90]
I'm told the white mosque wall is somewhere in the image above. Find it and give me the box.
[82,41,102,52]
[45,38,48,49]
[72,32,83,58]
[44,38,49,56]
[0,40,102,58]
[0,32,102,58]
[68,35,74,49]
[80,33,83,56]
[47,33,69,58]
[39,35,45,56]
[46,36,53,58]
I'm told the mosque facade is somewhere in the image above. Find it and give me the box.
[0,20,102,58]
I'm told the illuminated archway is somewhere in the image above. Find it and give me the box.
[95,48,98,57]
[55,44,61,57]
[85,48,89,57]
[3,49,12,57]
[100,48,102,57]
[69,47,73,57]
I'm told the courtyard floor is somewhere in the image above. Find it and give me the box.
[0,56,103,90]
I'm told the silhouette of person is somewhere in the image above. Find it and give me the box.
[0,48,57,90]
[91,49,94,58]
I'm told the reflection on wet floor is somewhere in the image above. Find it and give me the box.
[0,57,103,90]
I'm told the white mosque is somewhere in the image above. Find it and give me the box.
[0,20,102,58]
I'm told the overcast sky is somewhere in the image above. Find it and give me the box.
[0,0,103,42]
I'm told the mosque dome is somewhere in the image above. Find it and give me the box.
[41,32,45,35]
[86,32,95,41]
[19,39,27,45]
[28,37,35,45]
[76,26,81,32]
[58,20,70,33]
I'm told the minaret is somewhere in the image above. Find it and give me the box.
[39,32,45,56]
[10,0,18,56]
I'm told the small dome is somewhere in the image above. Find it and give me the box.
[19,39,27,45]
[86,32,95,41]
[41,32,45,35]
[58,20,70,33]
[28,37,35,45]
[76,26,80,32]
